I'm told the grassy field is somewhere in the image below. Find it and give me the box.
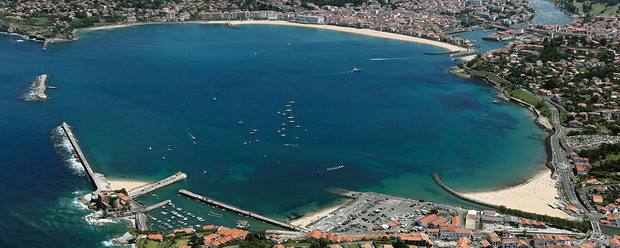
[575,1,620,15]
[510,90,541,106]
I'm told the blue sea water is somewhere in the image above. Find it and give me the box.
[0,24,550,247]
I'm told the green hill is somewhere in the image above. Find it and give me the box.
[555,0,620,15]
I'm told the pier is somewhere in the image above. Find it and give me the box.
[42,40,48,51]
[32,74,49,100]
[127,172,187,198]
[60,122,111,192]
[179,189,308,232]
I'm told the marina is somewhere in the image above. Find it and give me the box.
[179,189,308,232]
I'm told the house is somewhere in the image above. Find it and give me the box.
[397,233,433,247]
[417,214,439,227]
[480,240,492,248]
[148,234,163,242]
[488,233,501,247]
[501,238,518,248]
[593,195,604,204]
[568,120,583,128]
[427,229,439,236]
[502,229,511,238]
[610,237,620,248]
[532,234,545,246]
[608,214,620,225]
[455,229,472,238]
[360,243,373,248]
[457,236,471,248]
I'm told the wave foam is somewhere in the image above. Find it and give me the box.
[84,211,117,225]
[21,84,36,101]
[51,126,86,176]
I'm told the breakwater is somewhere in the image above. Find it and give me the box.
[128,172,187,198]
[25,74,50,101]
[60,122,111,192]
[431,173,499,209]
[179,189,308,232]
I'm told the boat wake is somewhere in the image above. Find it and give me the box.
[51,126,85,176]
[369,57,411,61]
[328,71,354,75]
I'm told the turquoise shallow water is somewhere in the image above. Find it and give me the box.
[0,24,549,246]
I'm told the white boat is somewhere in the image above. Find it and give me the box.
[281,133,286,137]
[285,109,292,112]
[236,220,250,229]
[327,165,345,171]
[238,120,244,124]
[352,67,361,72]
[213,97,217,101]
[147,146,152,151]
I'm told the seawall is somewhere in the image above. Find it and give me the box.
[179,189,308,232]
[33,74,49,100]
[60,122,111,192]
[431,173,500,209]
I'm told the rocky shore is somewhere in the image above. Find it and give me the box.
[0,24,74,41]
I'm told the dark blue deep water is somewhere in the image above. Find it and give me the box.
[0,24,549,247]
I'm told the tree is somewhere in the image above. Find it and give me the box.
[392,239,407,248]
[188,235,203,248]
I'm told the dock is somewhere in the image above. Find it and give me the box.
[179,189,308,232]
[43,40,49,51]
[32,74,49,100]
[60,122,111,192]
[127,172,187,198]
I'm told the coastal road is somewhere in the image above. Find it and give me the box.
[544,99,603,240]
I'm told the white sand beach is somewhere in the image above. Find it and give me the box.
[107,179,149,191]
[79,20,466,53]
[463,170,569,218]
[288,201,349,228]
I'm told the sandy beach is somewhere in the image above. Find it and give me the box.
[107,179,149,191]
[462,169,569,218]
[78,20,466,53]
[288,201,349,228]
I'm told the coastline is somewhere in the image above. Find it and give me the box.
[75,20,466,53]
[461,169,568,218]
[288,200,352,228]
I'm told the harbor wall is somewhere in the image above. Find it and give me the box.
[60,122,111,192]
[431,173,500,209]
[128,172,187,198]
[179,189,308,232]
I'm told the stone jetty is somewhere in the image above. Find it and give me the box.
[31,74,50,100]
[179,189,308,232]
[60,122,111,191]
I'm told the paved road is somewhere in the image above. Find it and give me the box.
[463,69,605,241]
[544,99,603,240]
